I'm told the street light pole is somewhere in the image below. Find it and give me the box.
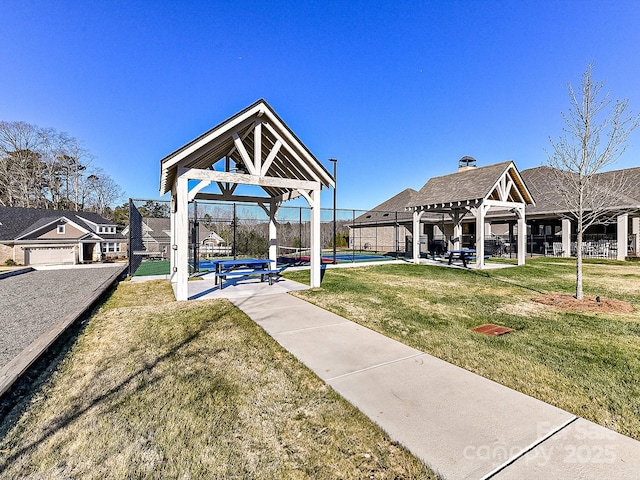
[329,158,338,264]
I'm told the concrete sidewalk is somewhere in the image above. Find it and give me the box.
[230,292,640,480]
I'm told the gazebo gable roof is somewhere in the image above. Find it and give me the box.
[159,99,334,197]
[409,161,535,211]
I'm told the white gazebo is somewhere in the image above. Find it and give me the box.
[159,100,335,300]
[408,161,535,267]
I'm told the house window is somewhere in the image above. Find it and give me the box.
[101,242,121,253]
[57,224,65,234]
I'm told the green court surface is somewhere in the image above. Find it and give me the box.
[133,260,170,276]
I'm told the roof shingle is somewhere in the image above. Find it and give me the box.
[410,161,515,207]
[0,206,122,241]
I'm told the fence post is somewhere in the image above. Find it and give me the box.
[128,198,143,277]
[233,202,237,259]
[395,211,399,259]
[352,209,355,262]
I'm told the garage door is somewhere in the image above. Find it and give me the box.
[25,247,75,265]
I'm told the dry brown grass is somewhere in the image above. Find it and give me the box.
[0,280,435,479]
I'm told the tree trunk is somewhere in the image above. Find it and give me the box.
[575,236,583,299]
[575,212,584,299]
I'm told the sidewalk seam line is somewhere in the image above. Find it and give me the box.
[273,321,351,334]
[480,415,579,480]
[240,303,312,314]
[325,353,425,381]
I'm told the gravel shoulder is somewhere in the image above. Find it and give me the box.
[0,265,124,369]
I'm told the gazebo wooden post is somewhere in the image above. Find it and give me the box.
[452,211,462,251]
[310,189,322,287]
[175,173,190,300]
[169,188,177,279]
[475,203,486,269]
[268,199,279,266]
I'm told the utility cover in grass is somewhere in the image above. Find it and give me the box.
[472,324,515,336]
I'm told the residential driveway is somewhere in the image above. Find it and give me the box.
[0,265,125,370]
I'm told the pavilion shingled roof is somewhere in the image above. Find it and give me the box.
[521,166,640,217]
[519,167,566,216]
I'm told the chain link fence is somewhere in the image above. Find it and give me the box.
[127,198,630,276]
[127,199,412,276]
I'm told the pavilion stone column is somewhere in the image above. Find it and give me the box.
[617,213,629,261]
[632,217,640,256]
[562,218,571,258]
[475,204,486,269]
[508,222,514,254]
[517,206,526,266]
[412,210,424,264]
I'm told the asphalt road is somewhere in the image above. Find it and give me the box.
[0,265,124,369]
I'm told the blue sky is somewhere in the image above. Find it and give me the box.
[2,0,639,210]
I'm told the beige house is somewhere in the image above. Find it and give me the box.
[123,216,230,259]
[0,206,126,266]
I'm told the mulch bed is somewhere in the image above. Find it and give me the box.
[532,294,634,314]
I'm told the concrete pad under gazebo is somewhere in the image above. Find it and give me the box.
[159,100,334,300]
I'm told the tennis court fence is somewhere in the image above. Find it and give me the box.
[127,199,412,275]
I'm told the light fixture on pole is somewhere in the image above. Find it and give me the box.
[329,158,338,265]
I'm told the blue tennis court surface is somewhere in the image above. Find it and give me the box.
[332,253,391,262]
[193,253,394,270]
[282,253,394,265]
[194,259,226,270]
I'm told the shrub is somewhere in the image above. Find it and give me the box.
[4,258,17,266]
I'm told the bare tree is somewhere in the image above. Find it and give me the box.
[63,137,93,210]
[0,121,45,207]
[0,120,122,212]
[84,168,124,215]
[548,64,640,299]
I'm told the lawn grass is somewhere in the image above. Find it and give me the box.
[0,280,435,479]
[286,257,640,440]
